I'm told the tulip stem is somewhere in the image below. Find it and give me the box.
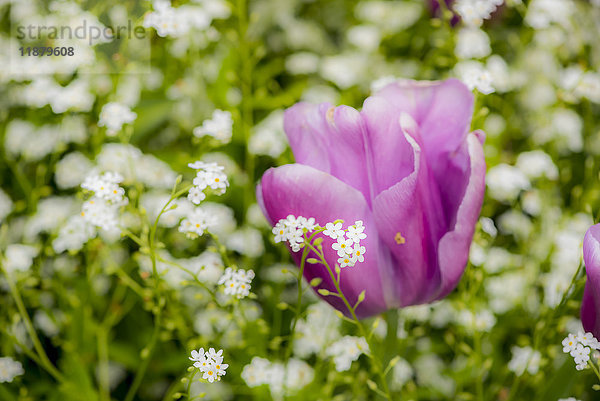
[304,241,394,400]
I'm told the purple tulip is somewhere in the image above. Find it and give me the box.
[582,224,600,337]
[256,79,486,318]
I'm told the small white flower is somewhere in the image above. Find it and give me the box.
[193,110,233,143]
[486,164,531,202]
[272,221,289,243]
[351,244,366,263]
[206,348,224,361]
[347,221,367,243]
[0,357,24,383]
[179,208,213,238]
[53,215,96,253]
[272,215,317,252]
[98,102,137,135]
[188,161,225,172]
[190,348,206,362]
[455,60,495,94]
[577,332,600,350]
[508,346,541,376]
[0,189,13,223]
[455,28,491,59]
[187,186,206,205]
[189,347,228,383]
[562,333,578,354]
[323,222,344,239]
[188,161,229,196]
[571,344,590,370]
[296,216,317,231]
[337,255,357,268]
[332,237,354,257]
[454,0,502,27]
[218,267,255,299]
[3,244,38,273]
[81,198,122,232]
[479,217,498,237]
[326,336,369,372]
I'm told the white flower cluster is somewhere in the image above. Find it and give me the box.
[525,0,574,29]
[177,161,229,238]
[455,61,494,94]
[486,163,531,202]
[294,303,341,358]
[272,215,317,252]
[457,309,497,332]
[325,335,369,372]
[80,171,129,232]
[508,346,541,376]
[561,67,600,104]
[558,398,581,401]
[454,0,504,27]
[2,244,38,274]
[0,357,24,383]
[98,102,137,136]
[143,0,230,38]
[189,348,228,383]
[241,357,314,397]
[562,332,600,370]
[218,267,255,299]
[187,161,229,205]
[272,216,367,268]
[0,189,13,224]
[248,110,287,158]
[324,220,367,268]
[178,208,215,238]
[455,27,491,59]
[193,109,233,143]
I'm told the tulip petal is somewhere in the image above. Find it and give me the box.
[370,79,476,227]
[371,121,446,306]
[283,103,373,203]
[434,131,486,300]
[582,224,600,338]
[374,78,474,159]
[360,96,417,195]
[257,164,388,317]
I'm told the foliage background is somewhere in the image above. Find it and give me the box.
[1,0,600,400]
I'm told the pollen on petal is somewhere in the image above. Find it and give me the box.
[326,106,335,125]
[394,232,406,245]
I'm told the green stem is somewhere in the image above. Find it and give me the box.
[0,264,64,383]
[156,255,222,306]
[286,230,321,358]
[186,369,198,398]
[123,307,162,401]
[97,328,111,401]
[474,332,484,401]
[236,0,255,214]
[123,181,189,401]
[588,359,600,382]
[208,232,232,267]
[304,241,393,400]
[508,260,584,401]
